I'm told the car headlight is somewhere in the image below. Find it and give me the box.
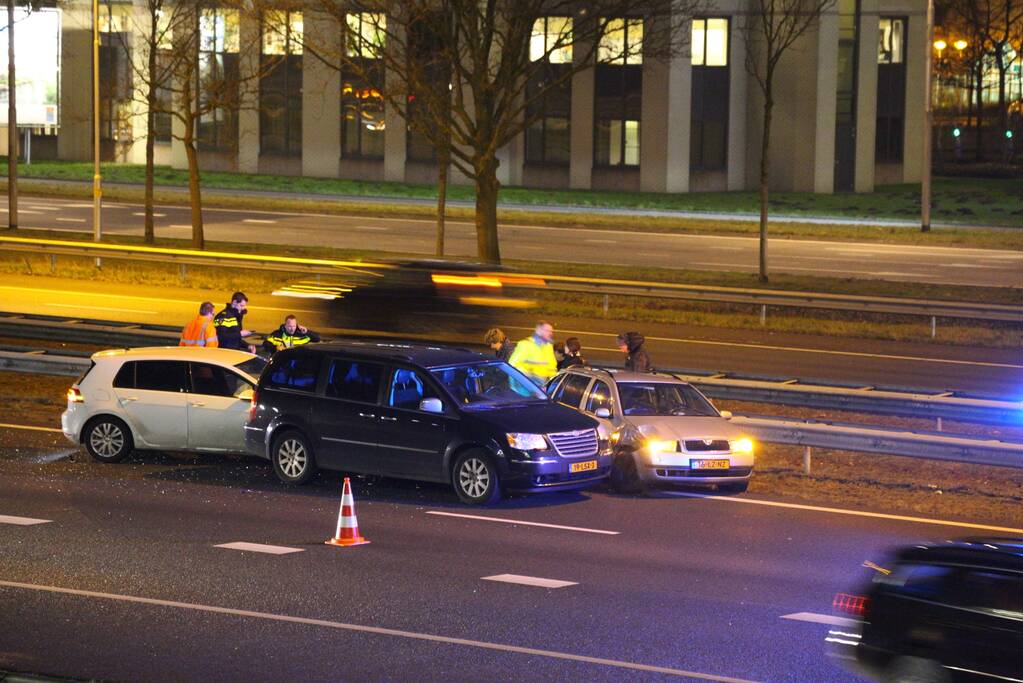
[507,433,548,451]
[645,438,677,455]
[729,437,754,454]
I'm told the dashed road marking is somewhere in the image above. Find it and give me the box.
[0,515,52,526]
[425,511,619,536]
[483,574,578,589]
[242,218,277,224]
[584,239,619,244]
[781,612,858,627]
[57,217,87,223]
[0,580,759,682]
[132,212,167,217]
[215,542,304,555]
[354,225,390,232]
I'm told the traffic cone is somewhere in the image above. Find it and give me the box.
[325,477,370,547]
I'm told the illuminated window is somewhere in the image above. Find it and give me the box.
[598,17,643,65]
[877,17,908,162]
[691,17,730,170]
[261,11,303,156]
[878,17,904,64]
[692,18,728,66]
[263,10,303,55]
[530,16,572,64]
[346,12,385,58]
[198,8,240,152]
[342,13,385,159]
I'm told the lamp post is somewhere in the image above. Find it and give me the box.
[92,0,102,252]
[921,0,935,233]
[7,0,17,230]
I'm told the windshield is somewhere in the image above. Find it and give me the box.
[430,362,547,409]
[235,356,268,380]
[618,382,719,417]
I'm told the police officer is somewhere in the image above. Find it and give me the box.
[263,314,320,353]
[214,292,255,353]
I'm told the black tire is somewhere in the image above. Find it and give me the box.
[270,430,317,485]
[610,450,646,495]
[883,657,949,683]
[452,450,502,505]
[719,481,749,494]
[83,416,134,463]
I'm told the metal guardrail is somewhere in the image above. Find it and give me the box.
[3,350,1019,469]
[3,236,1022,329]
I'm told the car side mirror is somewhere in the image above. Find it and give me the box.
[420,398,444,414]
[719,410,732,420]
[595,407,611,419]
[237,389,254,402]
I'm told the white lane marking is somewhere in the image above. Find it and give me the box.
[169,224,192,229]
[62,203,98,209]
[215,542,304,555]
[56,217,87,223]
[354,225,390,232]
[0,514,52,526]
[664,492,1023,534]
[483,574,578,589]
[45,303,154,315]
[584,239,619,244]
[22,206,61,212]
[781,612,858,627]
[132,212,166,217]
[425,510,619,536]
[515,326,1023,370]
[0,580,759,682]
[0,423,63,433]
[242,218,277,224]
[0,208,41,214]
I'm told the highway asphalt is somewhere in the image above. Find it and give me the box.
[6,424,1019,682]
[1,277,1022,399]
[6,196,1023,288]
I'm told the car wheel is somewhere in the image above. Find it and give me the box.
[83,416,134,463]
[452,450,501,506]
[271,431,317,485]
[883,657,950,683]
[719,481,749,494]
[610,450,646,494]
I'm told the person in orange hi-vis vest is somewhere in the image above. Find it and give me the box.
[179,301,219,348]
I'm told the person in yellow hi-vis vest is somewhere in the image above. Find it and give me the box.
[508,321,558,386]
[179,301,219,348]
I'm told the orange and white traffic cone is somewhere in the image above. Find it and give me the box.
[325,477,370,547]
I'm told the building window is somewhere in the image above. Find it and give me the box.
[594,18,642,167]
[877,17,907,162]
[342,12,385,159]
[98,2,133,145]
[260,10,303,156]
[405,13,449,163]
[198,8,240,152]
[525,17,572,166]
[690,18,730,170]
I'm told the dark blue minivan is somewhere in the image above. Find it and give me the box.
[245,342,612,504]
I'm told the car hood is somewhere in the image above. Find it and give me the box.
[624,416,746,441]
[467,402,597,435]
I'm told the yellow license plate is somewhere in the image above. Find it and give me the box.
[570,460,598,473]
[691,459,730,470]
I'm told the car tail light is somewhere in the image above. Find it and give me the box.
[248,389,259,420]
[833,593,870,617]
[67,387,84,403]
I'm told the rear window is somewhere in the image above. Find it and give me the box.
[265,355,321,392]
[235,356,267,380]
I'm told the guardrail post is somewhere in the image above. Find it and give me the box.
[49,254,55,273]
[931,316,937,338]
[602,294,609,317]
[803,446,812,475]
[760,305,767,326]
[936,417,943,432]
[179,264,187,283]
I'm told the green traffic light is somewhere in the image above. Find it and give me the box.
[952,127,961,138]
[1007,130,1015,139]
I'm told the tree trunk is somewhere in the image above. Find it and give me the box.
[975,61,984,161]
[758,92,773,284]
[183,125,204,250]
[7,0,17,231]
[995,48,1007,135]
[435,151,447,257]
[144,34,157,244]
[473,156,501,264]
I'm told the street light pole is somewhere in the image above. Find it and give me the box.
[7,0,17,230]
[92,0,102,249]
[921,0,935,233]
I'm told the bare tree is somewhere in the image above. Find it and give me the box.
[742,0,835,283]
[250,0,699,264]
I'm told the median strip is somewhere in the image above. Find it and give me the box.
[425,511,619,536]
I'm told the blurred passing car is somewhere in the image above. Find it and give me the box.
[546,367,755,493]
[62,347,265,462]
[272,260,543,335]
[831,538,1023,682]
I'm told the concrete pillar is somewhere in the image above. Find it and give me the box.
[57,4,92,161]
[236,11,261,174]
[383,21,406,182]
[727,15,748,191]
[902,7,926,183]
[813,9,839,193]
[569,37,594,189]
[855,1,879,192]
[126,2,152,165]
[640,53,670,191]
[302,10,340,177]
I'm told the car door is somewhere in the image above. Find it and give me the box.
[312,357,385,473]
[186,362,254,452]
[940,568,1023,678]
[549,373,592,410]
[111,360,190,448]
[374,366,455,480]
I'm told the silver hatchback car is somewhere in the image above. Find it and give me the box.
[547,368,755,493]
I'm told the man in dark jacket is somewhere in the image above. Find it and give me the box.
[617,332,652,372]
[263,315,320,353]
[214,292,255,353]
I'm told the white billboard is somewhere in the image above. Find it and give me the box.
[0,7,61,127]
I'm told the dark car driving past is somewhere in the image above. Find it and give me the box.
[245,342,612,504]
[831,537,1023,682]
